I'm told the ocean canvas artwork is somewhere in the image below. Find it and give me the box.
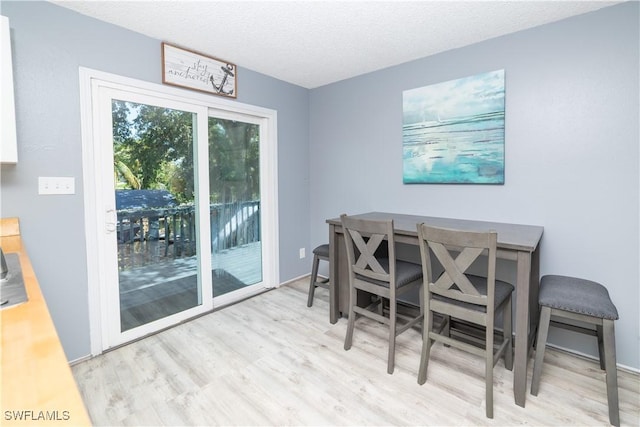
[402,70,505,184]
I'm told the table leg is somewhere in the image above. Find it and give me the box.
[529,247,541,343]
[329,224,338,324]
[514,250,532,407]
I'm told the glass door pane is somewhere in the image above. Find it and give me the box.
[208,117,262,297]
[113,100,202,332]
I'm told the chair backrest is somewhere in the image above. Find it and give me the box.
[417,224,497,309]
[340,214,396,288]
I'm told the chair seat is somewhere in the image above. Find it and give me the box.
[313,244,330,258]
[356,258,422,288]
[433,275,514,313]
[539,275,618,320]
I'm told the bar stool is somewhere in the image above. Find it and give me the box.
[531,275,620,426]
[307,244,330,307]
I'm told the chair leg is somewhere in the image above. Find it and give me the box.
[417,310,433,385]
[419,284,424,336]
[370,295,384,318]
[387,298,397,374]
[441,314,451,348]
[485,311,495,419]
[531,306,551,396]
[602,319,620,427]
[443,314,451,338]
[306,255,320,307]
[503,297,513,371]
[344,284,357,351]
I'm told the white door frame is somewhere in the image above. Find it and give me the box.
[79,67,279,354]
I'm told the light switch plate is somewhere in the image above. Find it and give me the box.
[38,177,75,195]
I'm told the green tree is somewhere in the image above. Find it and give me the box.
[209,118,259,204]
[112,100,141,189]
[112,102,260,206]
[112,101,195,203]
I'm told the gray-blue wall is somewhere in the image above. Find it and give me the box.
[310,2,639,369]
[1,1,638,370]
[0,0,310,361]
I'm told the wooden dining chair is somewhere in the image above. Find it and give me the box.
[340,214,424,374]
[416,224,513,419]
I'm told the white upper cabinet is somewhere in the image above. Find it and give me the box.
[1,15,17,164]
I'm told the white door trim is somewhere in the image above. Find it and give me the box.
[79,67,279,355]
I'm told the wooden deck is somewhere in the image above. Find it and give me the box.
[119,242,262,331]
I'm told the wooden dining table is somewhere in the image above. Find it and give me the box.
[326,211,544,408]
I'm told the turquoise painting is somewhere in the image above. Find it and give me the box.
[402,70,505,184]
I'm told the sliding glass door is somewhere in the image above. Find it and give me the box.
[84,71,278,351]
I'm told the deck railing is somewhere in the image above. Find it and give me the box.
[117,200,260,270]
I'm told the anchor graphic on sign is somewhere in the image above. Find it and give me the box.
[210,63,235,96]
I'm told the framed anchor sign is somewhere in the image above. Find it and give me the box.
[162,42,237,98]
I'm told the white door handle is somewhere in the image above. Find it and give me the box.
[105,208,116,233]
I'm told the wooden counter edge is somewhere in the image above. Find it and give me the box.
[1,218,91,426]
[0,217,20,237]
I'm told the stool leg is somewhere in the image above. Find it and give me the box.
[596,324,606,370]
[602,319,620,427]
[531,306,551,396]
[307,255,320,307]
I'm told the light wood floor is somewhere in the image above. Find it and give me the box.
[72,278,640,426]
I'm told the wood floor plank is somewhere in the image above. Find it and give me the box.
[72,278,640,426]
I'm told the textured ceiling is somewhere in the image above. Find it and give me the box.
[51,1,622,88]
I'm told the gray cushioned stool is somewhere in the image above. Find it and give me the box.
[307,244,330,307]
[531,275,619,426]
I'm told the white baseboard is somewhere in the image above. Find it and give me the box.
[279,273,312,286]
[69,354,92,366]
[545,342,639,375]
